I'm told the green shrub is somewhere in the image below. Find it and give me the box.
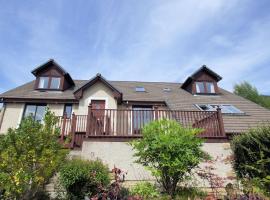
[153,187,207,200]
[59,158,110,199]
[130,182,159,198]
[0,109,68,199]
[231,125,270,197]
[130,119,206,197]
[174,187,207,200]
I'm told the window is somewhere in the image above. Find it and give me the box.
[163,88,171,92]
[135,86,145,92]
[196,104,243,114]
[38,76,61,89]
[50,77,61,89]
[197,104,212,111]
[38,77,49,89]
[23,104,47,122]
[206,82,215,93]
[132,106,153,131]
[195,82,205,93]
[64,104,72,118]
[195,82,216,94]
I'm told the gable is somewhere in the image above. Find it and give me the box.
[181,65,222,94]
[74,74,122,103]
[32,59,75,91]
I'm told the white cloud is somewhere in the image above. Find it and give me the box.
[0,0,269,95]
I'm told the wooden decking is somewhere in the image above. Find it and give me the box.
[56,107,226,148]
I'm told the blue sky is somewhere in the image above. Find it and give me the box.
[0,0,270,95]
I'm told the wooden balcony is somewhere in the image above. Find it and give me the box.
[56,107,226,148]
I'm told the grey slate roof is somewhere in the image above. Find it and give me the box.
[1,79,270,134]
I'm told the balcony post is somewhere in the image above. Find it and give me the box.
[154,106,159,120]
[60,112,67,142]
[86,103,92,137]
[70,112,76,149]
[217,107,225,137]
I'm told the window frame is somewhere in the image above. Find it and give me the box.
[38,77,50,89]
[37,76,62,90]
[195,104,244,114]
[22,103,47,122]
[63,104,73,118]
[206,82,215,93]
[195,81,216,94]
[135,86,146,92]
[132,105,153,131]
[50,77,61,89]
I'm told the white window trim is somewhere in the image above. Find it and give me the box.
[195,82,204,93]
[38,77,49,89]
[51,77,61,89]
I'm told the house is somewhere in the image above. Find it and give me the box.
[1,59,270,181]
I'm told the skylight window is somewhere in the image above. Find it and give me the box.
[135,86,145,92]
[163,88,171,92]
[195,104,244,114]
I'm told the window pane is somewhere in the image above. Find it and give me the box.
[50,77,61,89]
[195,82,205,93]
[64,104,72,118]
[209,104,243,114]
[135,87,145,92]
[38,77,49,88]
[206,82,215,93]
[198,105,212,111]
[35,106,46,121]
[133,107,152,129]
[221,105,242,114]
[24,105,36,118]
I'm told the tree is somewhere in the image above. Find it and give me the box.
[231,125,270,197]
[0,109,68,199]
[130,119,206,197]
[234,81,270,109]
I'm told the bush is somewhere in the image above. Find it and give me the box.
[174,187,207,200]
[130,119,206,197]
[231,125,270,197]
[130,182,159,198]
[59,158,110,199]
[0,109,68,199]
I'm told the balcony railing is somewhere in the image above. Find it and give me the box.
[56,106,225,148]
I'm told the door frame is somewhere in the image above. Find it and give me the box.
[89,98,108,135]
[88,97,108,109]
[132,105,153,134]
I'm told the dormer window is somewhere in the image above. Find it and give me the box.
[181,65,222,95]
[50,77,61,89]
[195,81,215,94]
[38,77,49,89]
[38,76,61,89]
[32,59,75,91]
[206,82,215,93]
[195,82,205,93]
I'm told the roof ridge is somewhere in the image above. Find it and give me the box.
[110,80,181,84]
[72,79,182,84]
